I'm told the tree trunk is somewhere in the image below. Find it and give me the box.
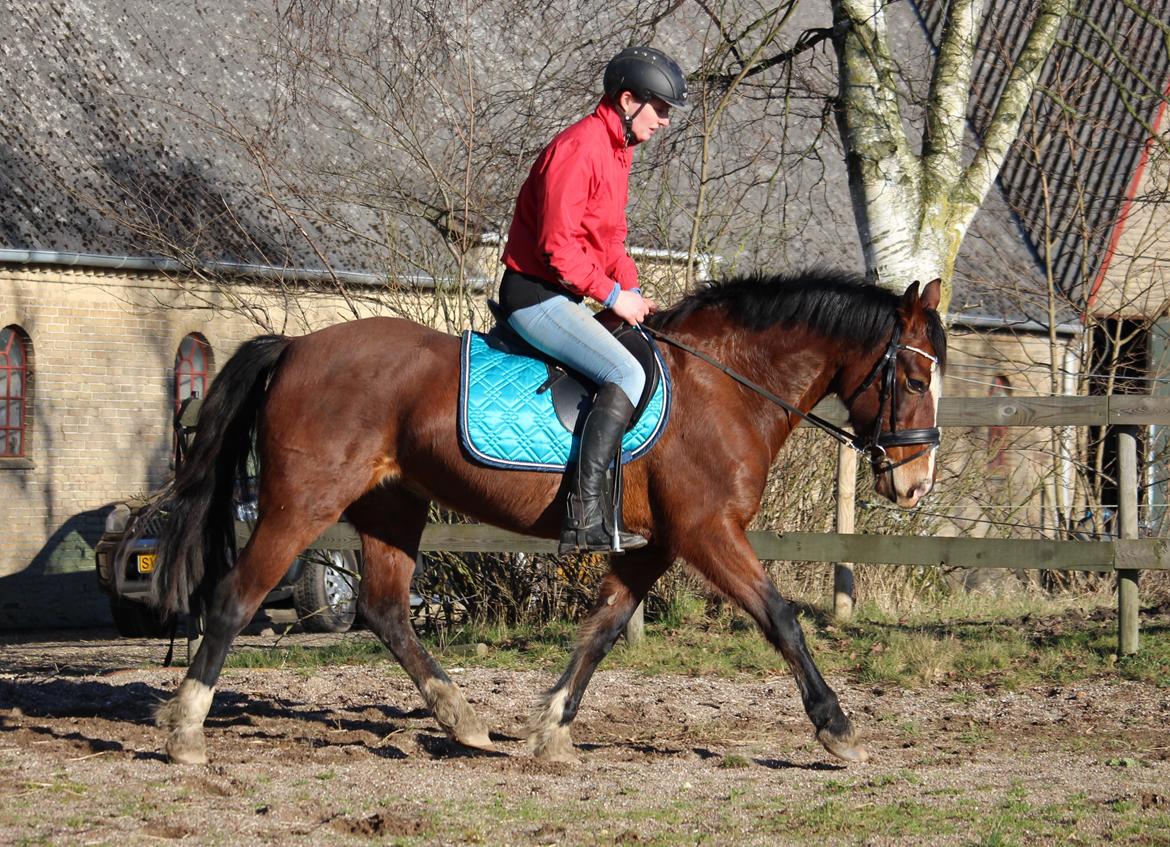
[831,0,1070,312]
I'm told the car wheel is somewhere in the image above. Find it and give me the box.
[292,549,360,633]
[109,598,174,638]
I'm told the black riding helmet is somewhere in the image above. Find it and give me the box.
[603,46,688,109]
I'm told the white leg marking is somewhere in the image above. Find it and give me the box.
[527,688,576,762]
[422,677,493,750]
[156,679,215,765]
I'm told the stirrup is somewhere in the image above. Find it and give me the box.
[557,524,647,555]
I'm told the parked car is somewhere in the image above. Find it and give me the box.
[94,396,361,637]
[94,502,361,637]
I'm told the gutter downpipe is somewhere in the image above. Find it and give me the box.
[949,313,1083,337]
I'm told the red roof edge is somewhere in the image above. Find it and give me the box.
[1085,77,1170,316]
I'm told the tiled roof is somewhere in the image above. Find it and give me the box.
[915,0,1170,308]
[0,0,376,271]
[6,0,1150,327]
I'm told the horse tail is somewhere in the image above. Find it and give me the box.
[150,334,291,617]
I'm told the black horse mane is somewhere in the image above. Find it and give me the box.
[649,268,947,367]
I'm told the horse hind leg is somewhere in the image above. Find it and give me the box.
[348,491,492,751]
[157,513,331,764]
[528,548,672,762]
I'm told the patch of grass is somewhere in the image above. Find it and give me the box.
[956,724,991,746]
[1109,811,1170,842]
[21,774,87,797]
[1115,630,1170,687]
[951,786,1132,846]
[897,720,925,739]
[766,797,958,840]
[212,590,1168,696]
[810,596,1170,690]
[737,783,1164,846]
[223,635,392,669]
[718,753,750,769]
[433,618,577,669]
[431,792,721,847]
[655,591,710,630]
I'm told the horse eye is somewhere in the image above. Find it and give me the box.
[906,378,927,395]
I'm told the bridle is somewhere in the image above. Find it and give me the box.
[641,321,940,476]
[840,323,940,475]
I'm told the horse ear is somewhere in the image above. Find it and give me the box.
[920,278,942,311]
[900,280,921,312]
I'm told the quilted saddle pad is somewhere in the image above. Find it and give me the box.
[458,330,671,472]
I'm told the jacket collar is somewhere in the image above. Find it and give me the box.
[595,97,631,150]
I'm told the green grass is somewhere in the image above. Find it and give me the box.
[420,778,1167,847]
[214,594,1170,693]
[223,636,392,669]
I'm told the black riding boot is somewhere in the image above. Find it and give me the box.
[559,383,648,554]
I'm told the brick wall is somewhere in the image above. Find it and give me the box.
[0,262,1072,626]
[0,267,397,627]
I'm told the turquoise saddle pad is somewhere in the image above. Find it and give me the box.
[458,330,671,472]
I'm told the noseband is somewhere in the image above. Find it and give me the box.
[643,322,940,476]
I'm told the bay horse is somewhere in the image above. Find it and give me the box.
[150,269,945,767]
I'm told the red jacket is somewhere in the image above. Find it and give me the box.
[502,98,638,304]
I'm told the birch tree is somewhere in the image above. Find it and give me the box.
[829,0,1070,311]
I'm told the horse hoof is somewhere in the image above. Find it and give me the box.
[534,747,578,765]
[455,729,495,752]
[816,727,869,764]
[165,728,208,765]
[527,721,577,763]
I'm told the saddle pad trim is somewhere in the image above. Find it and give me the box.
[458,330,671,472]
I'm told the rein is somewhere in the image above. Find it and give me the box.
[641,323,940,475]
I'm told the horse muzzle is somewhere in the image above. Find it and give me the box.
[871,428,940,508]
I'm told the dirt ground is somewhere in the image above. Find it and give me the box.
[2,628,1169,846]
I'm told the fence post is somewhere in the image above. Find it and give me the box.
[625,601,645,645]
[1116,426,1140,655]
[833,442,857,620]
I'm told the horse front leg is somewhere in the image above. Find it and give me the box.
[528,548,671,762]
[685,529,868,764]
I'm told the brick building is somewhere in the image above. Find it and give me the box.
[3,0,1167,626]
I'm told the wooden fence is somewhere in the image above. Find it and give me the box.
[297,395,1170,655]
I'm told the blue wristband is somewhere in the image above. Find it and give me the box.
[602,283,621,309]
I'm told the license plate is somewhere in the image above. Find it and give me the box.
[136,554,156,574]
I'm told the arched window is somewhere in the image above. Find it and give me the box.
[1,326,29,458]
[175,333,211,409]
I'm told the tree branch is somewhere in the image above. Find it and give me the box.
[958,0,1070,218]
[923,0,983,193]
[703,23,844,88]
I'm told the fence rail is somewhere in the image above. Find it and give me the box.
[280,395,1170,656]
[812,393,1170,427]
[300,521,1169,573]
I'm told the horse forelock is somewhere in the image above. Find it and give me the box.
[651,269,946,366]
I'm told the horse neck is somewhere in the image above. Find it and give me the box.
[673,315,847,455]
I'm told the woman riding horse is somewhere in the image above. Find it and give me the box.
[149,263,944,768]
[499,46,687,554]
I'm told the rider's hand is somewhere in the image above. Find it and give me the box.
[611,289,658,325]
